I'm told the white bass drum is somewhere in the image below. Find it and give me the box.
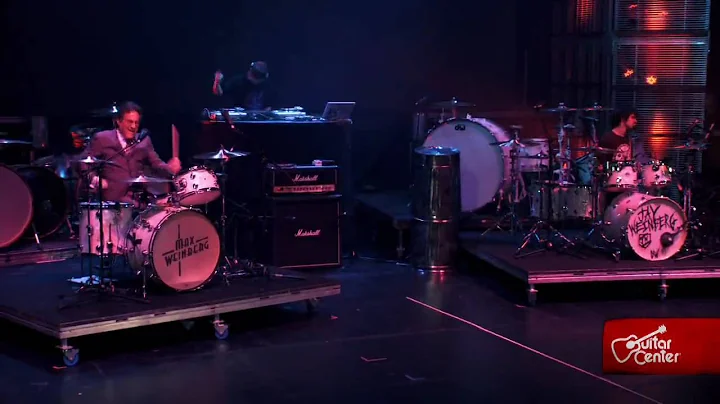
[127,206,221,291]
[603,192,687,261]
[423,118,510,212]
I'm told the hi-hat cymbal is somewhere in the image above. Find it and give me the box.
[490,139,539,148]
[0,139,32,146]
[572,146,616,154]
[193,147,250,160]
[431,98,476,109]
[125,175,173,185]
[72,156,118,165]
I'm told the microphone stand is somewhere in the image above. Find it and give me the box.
[213,111,305,283]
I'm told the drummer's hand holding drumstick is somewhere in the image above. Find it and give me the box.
[167,124,182,175]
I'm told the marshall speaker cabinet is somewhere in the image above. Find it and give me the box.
[257,164,342,269]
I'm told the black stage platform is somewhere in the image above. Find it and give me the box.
[356,190,720,305]
[0,239,77,268]
[461,232,720,304]
[0,258,340,366]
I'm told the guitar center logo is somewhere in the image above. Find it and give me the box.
[609,325,680,366]
[603,318,720,375]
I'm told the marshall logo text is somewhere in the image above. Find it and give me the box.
[292,174,319,183]
[295,229,321,237]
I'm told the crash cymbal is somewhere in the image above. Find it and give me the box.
[572,146,616,154]
[90,104,119,118]
[540,104,577,113]
[193,147,250,160]
[125,175,173,185]
[431,98,476,109]
[490,139,539,148]
[0,138,32,145]
[580,104,613,112]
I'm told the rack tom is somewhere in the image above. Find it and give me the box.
[604,161,638,192]
[640,160,672,189]
[173,166,221,206]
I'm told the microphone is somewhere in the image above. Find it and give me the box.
[131,129,150,145]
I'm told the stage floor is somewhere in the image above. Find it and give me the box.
[0,239,77,268]
[0,258,340,365]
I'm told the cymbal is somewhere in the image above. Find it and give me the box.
[431,98,476,109]
[125,175,173,184]
[72,156,118,165]
[670,142,709,151]
[580,105,613,112]
[193,147,250,160]
[490,139,539,148]
[540,105,577,113]
[0,139,32,145]
[90,104,118,117]
[572,146,616,154]
[518,153,549,159]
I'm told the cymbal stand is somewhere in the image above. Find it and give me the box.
[571,154,621,260]
[59,164,147,310]
[674,156,720,260]
[483,125,526,235]
[515,122,579,258]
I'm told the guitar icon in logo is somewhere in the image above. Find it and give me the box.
[610,325,667,364]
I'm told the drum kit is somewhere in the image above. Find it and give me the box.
[420,102,713,262]
[58,144,274,307]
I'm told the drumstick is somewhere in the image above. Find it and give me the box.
[171,124,180,159]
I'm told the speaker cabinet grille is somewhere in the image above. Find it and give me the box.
[258,195,341,269]
[614,0,711,33]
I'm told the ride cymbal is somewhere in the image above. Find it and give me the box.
[193,147,250,160]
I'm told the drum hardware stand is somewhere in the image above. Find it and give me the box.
[483,125,527,236]
[59,158,148,310]
[674,157,720,260]
[515,142,579,258]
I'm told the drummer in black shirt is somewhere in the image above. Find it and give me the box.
[597,109,650,167]
[212,61,274,110]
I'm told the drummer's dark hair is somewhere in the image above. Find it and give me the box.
[116,101,143,119]
[611,108,637,127]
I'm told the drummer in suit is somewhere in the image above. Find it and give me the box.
[81,101,182,204]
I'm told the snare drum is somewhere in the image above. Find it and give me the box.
[604,161,638,192]
[78,201,134,255]
[529,183,601,221]
[640,160,672,189]
[603,192,687,261]
[126,206,220,291]
[173,166,221,206]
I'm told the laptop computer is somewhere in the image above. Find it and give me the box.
[321,102,356,121]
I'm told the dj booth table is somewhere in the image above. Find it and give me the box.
[196,119,353,208]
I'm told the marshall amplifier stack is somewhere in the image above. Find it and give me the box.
[257,162,342,269]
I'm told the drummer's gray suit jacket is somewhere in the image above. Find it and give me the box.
[80,130,173,202]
